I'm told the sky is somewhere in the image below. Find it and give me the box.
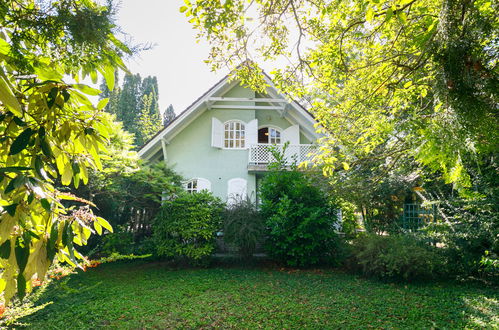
[114,0,228,114]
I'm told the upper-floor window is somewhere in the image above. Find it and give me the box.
[224,120,245,148]
[258,127,281,144]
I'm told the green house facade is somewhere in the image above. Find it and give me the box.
[138,73,320,202]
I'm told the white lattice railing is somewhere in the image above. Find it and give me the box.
[248,144,317,166]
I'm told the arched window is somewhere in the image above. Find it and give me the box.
[184,178,211,193]
[258,127,281,144]
[224,120,245,149]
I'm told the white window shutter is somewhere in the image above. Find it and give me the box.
[197,178,211,192]
[227,178,247,204]
[211,117,223,148]
[282,124,300,145]
[245,119,258,148]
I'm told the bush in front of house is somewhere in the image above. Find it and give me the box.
[223,196,265,259]
[348,234,447,281]
[152,191,224,264]
[260,168,340,267]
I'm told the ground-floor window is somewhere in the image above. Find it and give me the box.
[184,178,211,193]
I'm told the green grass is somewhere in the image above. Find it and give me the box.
[19,260,498,328]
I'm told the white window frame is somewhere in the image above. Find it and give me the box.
[224,120,246,149]
[184,178,211,193]
[258,125,282,144]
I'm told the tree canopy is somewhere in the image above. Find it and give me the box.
[100,73,163,146]
[0,0,129,303]
[183,0,498,193]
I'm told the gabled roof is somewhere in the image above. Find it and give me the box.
[138,71,319,160]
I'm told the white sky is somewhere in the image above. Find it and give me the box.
[115,0,227,114]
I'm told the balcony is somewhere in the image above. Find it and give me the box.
[248,144,317,172]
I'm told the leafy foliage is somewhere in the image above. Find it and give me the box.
[419,160,499,277]
[0,0,130,303]
[153,192,224,263]
[349,234,446,281]
[69,117,182,255]
[223,197,264,259]
[260,147,340,267]
[100,73,162,146]
[183,0,498,192]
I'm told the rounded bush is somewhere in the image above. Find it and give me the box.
[260,170,340,267]
[349,234,446,281]
[152,192,224,263]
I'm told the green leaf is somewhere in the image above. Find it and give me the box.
[9,128,33,155]
[3,203,18,216]
[15,237,30,273]
[61,221,70,247]
[5,175,26,194]
[13,116,27,126]
[62,89,70,102]
[0,240,11,259]
[96,217,113,233]
[73,84,101,96]
[0,74,22,116]
[93,221,102,235]
[98,64,115,91]
[180,6,188,13]
[0,166,31,173]
[47,222,59,262]
[47,87,58,109]
[40,198,51,212]
[40,138,54,158]
[17,273,26,301]
[97,98,109,110]
[35,156,49,180]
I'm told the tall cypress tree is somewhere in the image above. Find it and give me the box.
[100,73,163,147]
[117,73,142,137]
[141,76,160,118]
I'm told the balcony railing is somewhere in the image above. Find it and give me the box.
[248,144,317,167]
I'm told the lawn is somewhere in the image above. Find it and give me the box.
[19,259,498,329]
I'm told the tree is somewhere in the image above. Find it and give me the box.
[103,73,162,146]
[99,71,121,115]
[136,93,163,146]
[0,0,129,303]
[117,73,142,136]
[182,0,498,192]
[163,104,176,127]
[71,114,182,253]
[140,76,160,119]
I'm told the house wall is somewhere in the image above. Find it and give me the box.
[164,84,313,201]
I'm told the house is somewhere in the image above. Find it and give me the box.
[138,72,320,202]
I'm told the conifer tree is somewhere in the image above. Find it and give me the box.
[163,104,176,127]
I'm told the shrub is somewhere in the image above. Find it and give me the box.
[260,153,340,267]
[349,234,446,281]
[99,227,134,256]
[152,192,224,264]
[223,197,264,258]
